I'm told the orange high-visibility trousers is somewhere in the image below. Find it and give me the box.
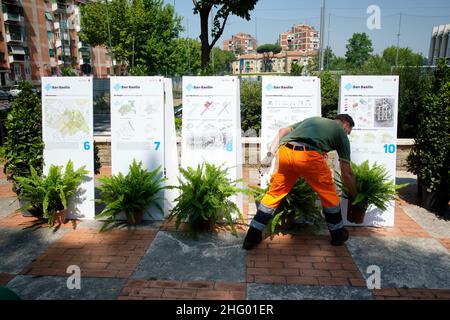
[261,145,340,213]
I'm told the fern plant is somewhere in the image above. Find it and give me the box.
[251,177,321,234]
[169,162,247,239]
[15,160,88,227]
[96,160,167,231]
[335,160,404,211]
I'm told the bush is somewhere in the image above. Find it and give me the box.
[252,177,321,234]
[169,162,247,239]
[3,81,44,195]
[96,159,167,231]
[240,80,261,133]
[319,71,339,119]
[15,160,88,227]
[407,81,450,194]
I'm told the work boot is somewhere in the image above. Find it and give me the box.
[242,226,262,250]
[242,206,274,250]
[329,227,349,246]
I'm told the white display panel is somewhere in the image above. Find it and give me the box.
[163,78,180,217]
[41,77,95,219]
[260,76,322,187]
[181,76,242,211]
[110,76,165,219]
[338,75,399,227]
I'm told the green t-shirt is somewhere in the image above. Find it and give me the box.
[279,117,351,162]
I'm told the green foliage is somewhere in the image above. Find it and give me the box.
[345,33,373,69]
[96,159,167,231]
[15,160,88,227]
[80,0,182,75]
[174,117,182,135]
[251,177,321,234]
[290,62,303,76]
[240,80,261,133]
[94,142,101,175]
[256,44,282,54]
[169,38,202,75]
[335,161,403,211]
[3,81,44,195]
[128,64,148,76]
[382,46,424,67]
[319,71,339,119]
[169,162,247,239]
[407,81,450,192]
[211,47,235,75]
[193,0,258,71]
[61,67,77,76]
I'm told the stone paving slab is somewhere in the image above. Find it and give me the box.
[0,197,18,219]
[6,275,126,300]
[132,231,246,283]
[247,283,373,300]
[400,204,450,239]
[346,236,450,289]
[0,227,71,274]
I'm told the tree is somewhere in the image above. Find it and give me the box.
[211,47,235,74]
[382,46,424,67]
[192,0,258,73]
[345,32,373,69]
[323,46,335,70]
[80,0,182,75]
[319,71,339,119]
[257,44,281,72]
[290,62,303,76]
[240,80,261,133]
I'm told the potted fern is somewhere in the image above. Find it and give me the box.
[96,160,167,231]
[251,177,322,234]
[168,162,247,239]
[335,160,404,224]
[15,160,89,228]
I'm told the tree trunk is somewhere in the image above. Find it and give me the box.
[199,9,211,72]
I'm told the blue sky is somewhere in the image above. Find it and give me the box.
[164,0,450,58]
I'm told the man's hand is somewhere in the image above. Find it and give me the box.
[260,152,274,167]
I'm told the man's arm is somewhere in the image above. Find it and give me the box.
[267,127,292,156]
[339,160,357,199]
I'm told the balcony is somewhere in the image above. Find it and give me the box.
[6,33,24,43]
[9,55,25,63]
[3,12,24,23]
[53,21,60,29]
[57,48,71,56]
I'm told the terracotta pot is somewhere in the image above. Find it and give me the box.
[347,202,368,224]
[197,218,215,232]
[55,209,68,225]
[127,211,143,225]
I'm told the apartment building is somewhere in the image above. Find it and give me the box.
[0,0,112,87]
[278,24,319,52]
[428,24,450,65]
[223,32,257,55]
[231,50,317,74]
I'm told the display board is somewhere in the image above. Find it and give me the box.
[41,76,95,219]
[260,76,321,187]
[163,78,180,217]
[181,76,242,211]
[338,75,399,227]
[110,76,166,219]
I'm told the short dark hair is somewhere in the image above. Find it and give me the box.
[335,114,355,127]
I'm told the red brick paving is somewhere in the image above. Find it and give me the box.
[439,239,450,252]
[0,183,16,198]
[118,279,246,300]
[0,211,78,229]
[346,205,431,238]
[246,234,365,286]
[23,228,156,278]
[373,288,450,300]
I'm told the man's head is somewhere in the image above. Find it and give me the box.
[335,114,355,135]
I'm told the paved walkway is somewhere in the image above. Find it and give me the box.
[0,167,449,300]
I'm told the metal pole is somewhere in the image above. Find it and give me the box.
[105,0,113,73]
[395,13,402,67]
[326,13,331,70]
[210,7,214,73]
[318,0,326,71]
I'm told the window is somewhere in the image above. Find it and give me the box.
[47,31,52,41]
[106,67,110,75]
[49,49,54,57]
[45,12,52,21]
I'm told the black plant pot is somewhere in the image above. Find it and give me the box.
[419,184,449,215]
